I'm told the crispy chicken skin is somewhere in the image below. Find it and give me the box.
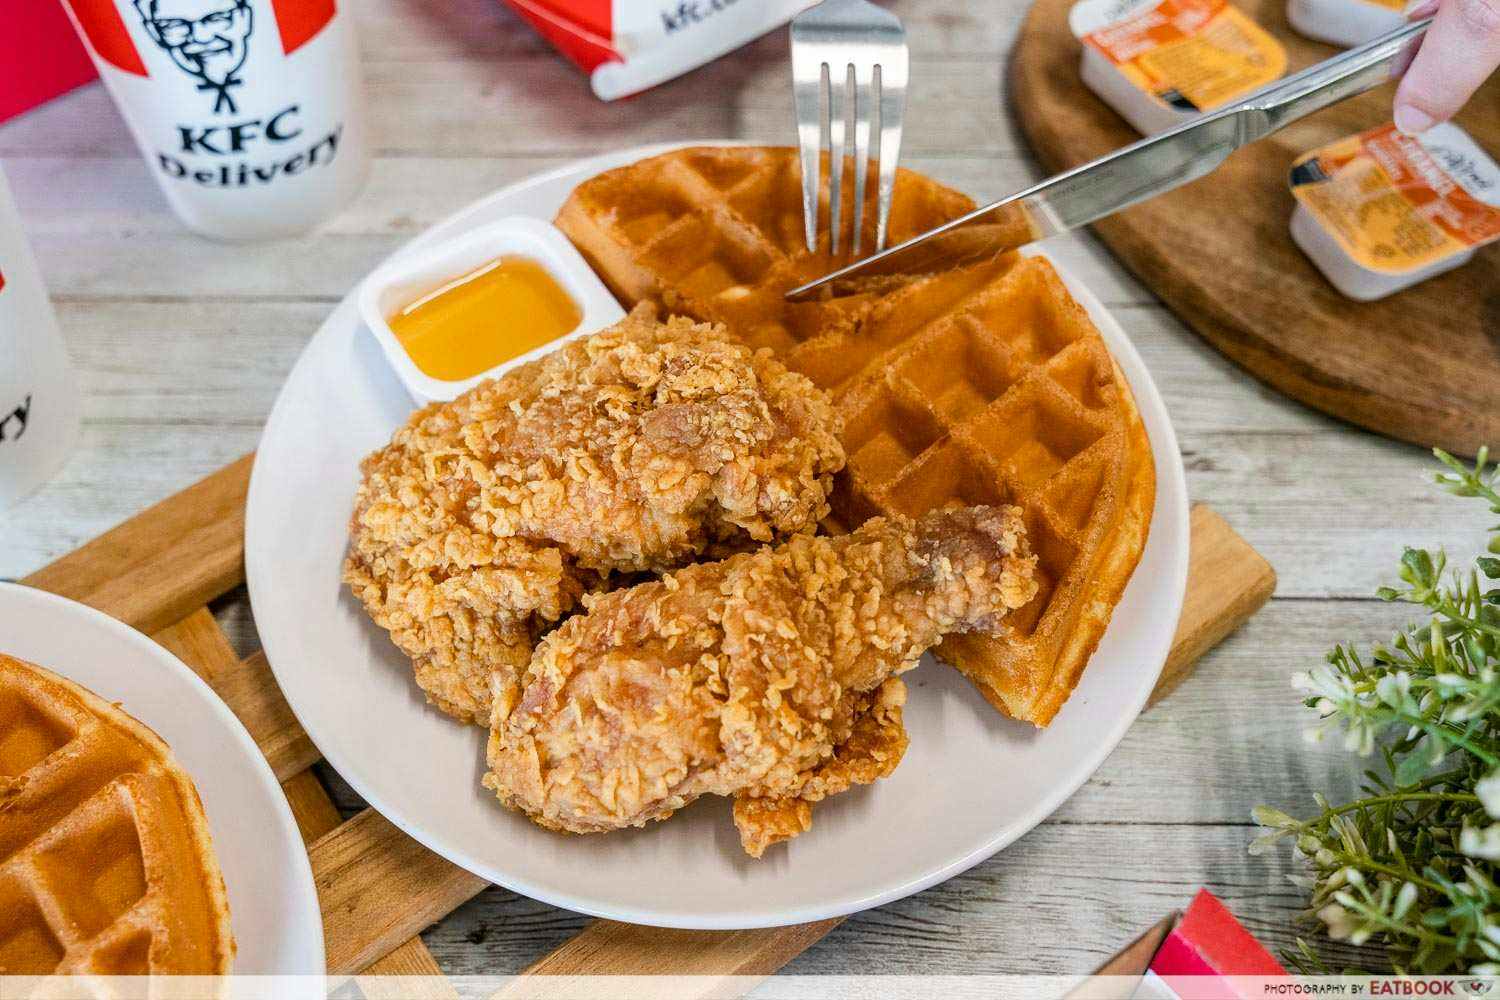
[483,506,1037,856]
[344,305,846,723]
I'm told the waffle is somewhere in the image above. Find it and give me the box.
[0,654,234,975]
[557,147,1155,726]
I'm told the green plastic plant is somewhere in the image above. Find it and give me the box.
[1253,447,1500,974]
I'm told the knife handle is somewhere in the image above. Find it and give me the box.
[1249,17,1432,139]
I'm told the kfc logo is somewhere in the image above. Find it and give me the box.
[133,0,254,114]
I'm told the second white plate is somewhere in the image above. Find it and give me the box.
[0,583,325,979]
[245,142,1190,930]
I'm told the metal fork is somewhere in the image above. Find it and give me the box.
[791,0,908,257]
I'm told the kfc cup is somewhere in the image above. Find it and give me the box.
[60,0,369,240]
[0,167,81,511]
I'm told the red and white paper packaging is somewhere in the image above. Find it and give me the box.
[503,0,822,100]
[58,1,369,240]
[0,0,98,125]
[1140,890,1289,999]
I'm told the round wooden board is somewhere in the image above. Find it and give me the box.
[1011,0,1500,456]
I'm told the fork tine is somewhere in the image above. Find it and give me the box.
[828,62,850,256]
[875,51,906,252]
[794,58,825,254]
[851,62,874,257]
[790,0,907,256]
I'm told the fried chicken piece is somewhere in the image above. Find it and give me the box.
[731,677,910,857]
[344,305,846,723]
[483,506,1037,856]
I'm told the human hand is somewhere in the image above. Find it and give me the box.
[1394,0,1500,134]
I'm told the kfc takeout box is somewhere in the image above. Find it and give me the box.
[500,0,820,99]
[0,0,97,124]
[1075,890,1288,999]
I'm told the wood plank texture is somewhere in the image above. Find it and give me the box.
[513,921,843,985]
[282,770,345,845]
[1149,505,1276,707]
[152,607,241,683]
[22,455,253,633]
[209,652,320,782]
[279,770,452,983]
[312,810,489,975]
[1011,0,1500,457]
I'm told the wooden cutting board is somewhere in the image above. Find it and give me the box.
[1012,0,1500,458]
[21,456,1274,988]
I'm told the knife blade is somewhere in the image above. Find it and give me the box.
[785,17,1432,303]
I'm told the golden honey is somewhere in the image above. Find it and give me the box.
[388,256,582,381]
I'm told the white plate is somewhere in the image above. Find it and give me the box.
[0,583,325,978]
[246,142,1190,930]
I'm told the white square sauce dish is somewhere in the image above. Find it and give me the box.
[357,216,625,404]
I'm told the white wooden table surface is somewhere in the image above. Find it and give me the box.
[1,0,1484,976]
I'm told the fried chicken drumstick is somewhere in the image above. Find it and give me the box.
[345,306,845,723]
[484,505,1036,856]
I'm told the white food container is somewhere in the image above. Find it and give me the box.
[1070,0,1288,135]
[0,166,80,511]
[1287,0,1406,48]
[358,217,625,404]
[1288,122,1500,301]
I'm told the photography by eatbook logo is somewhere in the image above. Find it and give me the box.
[1465,981,1494,997]
[132,0,254,114]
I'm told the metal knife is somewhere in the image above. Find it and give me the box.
[785,17,1432,302]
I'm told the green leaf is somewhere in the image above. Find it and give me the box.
[1252,805,1297,828]
[1262,447,1500,975]
[1398,748,1433,786]
[1402,548,1437,588]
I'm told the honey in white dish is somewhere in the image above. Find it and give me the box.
[388,256,582,382]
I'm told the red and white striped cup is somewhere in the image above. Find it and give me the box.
[60,0,368,240]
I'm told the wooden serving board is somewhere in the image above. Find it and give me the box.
[21,456,1274,989]
[1012,0,1500,458]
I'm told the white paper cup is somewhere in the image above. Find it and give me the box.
[60,0,369,241]
[0,168,80,512]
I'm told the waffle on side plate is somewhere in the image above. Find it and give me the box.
[0,654,234,975]
[557,147,1155,726]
